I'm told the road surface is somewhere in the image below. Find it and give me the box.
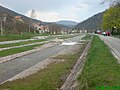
[0,35,85,84]
[99,35,120,63]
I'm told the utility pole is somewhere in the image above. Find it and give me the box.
[0,15,7,36]
[0,18,3,35]
[28,9,36,32]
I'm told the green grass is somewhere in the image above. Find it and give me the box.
[82,34,92,40]
[0,45,85,90]
[0,34,33,42]
[0,32,52,42]
[77,36,120,90]
[0,39,46,48]
[0,44,43,57]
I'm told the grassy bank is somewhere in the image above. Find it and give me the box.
[0,32,51,42]
[0,34,33,42]
[0,45,85,90]
[82,34,92,40]
[0,44,43,57]
[77,36,120,90]
[0,39,46,48]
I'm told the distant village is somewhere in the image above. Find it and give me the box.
[0,13,87,35]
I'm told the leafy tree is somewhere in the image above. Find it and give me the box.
[101,0,120,6]
[102,4,120,35]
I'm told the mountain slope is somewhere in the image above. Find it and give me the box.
[56,20,78,28]
[0,5,49,34]
[0,5,45,24]
[74,12,104,32]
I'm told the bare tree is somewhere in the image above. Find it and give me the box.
[28,9,36,32]
[48,23,61,34]
[101,0,120,6]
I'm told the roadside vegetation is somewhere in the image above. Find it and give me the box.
[77,35,120,90]
[82,34,92,40]
[102,1,120,35]
[0,44,43,57]
[0,44,86,90]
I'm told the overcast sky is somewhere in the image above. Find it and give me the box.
[0,0,109,22]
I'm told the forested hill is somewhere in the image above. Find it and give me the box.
[74,12,105,32]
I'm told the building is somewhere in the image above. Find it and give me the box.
[14,16,24,23]
[33,23,49,34]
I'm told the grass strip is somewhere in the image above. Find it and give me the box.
[0,45,85,90]
[0,33,51,42]
[77,35,120,90]
[0,39,46,48]
[0,44,43,57]
[82,34,91,40]
[0,34,32,42]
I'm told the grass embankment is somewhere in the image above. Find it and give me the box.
[0,34,32,42]
[82,34,92,40]
[0,39,46,48]
[0,44,43,57]
[0,33,51,42]
[77,36,120,90]
[0,45,85,90]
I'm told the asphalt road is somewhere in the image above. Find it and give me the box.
[0,34,85,84]
[99,35,120,63]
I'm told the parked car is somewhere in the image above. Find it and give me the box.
[95,30,102,34]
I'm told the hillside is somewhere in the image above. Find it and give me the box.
[0,5,49,34]
[56,20,78,28]
[74,12,104,32]
[0,5,47,24]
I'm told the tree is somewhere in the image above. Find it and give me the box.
[101,0,120,6]
[48,23,61,34]
[102,5,120,35]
